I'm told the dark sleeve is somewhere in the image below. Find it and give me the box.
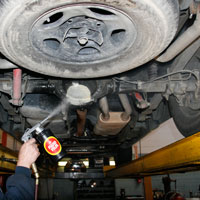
[3,166,35,200]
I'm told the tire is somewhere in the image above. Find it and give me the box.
[115,147,132,166]
[169,95,200,137]
[0,0,179,78]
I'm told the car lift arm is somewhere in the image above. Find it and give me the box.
[105,132,200,178]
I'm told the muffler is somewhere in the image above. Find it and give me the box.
[94,94,132,136]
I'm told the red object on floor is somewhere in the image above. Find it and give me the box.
[170,193,185,200]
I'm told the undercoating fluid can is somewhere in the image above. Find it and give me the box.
[36,128,66,162]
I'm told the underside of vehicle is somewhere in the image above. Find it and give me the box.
[0,0,199,166]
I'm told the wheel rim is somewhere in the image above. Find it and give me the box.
[30,4,137,64]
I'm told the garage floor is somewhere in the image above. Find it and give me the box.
[1,119,200,200]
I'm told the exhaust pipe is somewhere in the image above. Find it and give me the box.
[118,94,132,121]
[99,97,110,120]
[76,109,87,137]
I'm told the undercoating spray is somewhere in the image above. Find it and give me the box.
[34,98,70,162]
[35,127,66,162]
[21,98,70,200]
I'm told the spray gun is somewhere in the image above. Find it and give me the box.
[21,105,67,200]
[22,101,66,158]
[21,114,52,142]
[21,122,46,200]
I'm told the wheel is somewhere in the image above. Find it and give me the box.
[0,0,179,78]
[169,95,200,137]
[115,146,132,166]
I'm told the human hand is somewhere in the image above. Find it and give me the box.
[17,138,40,168]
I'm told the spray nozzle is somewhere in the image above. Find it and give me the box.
[22,124,44,142]
[21,112,53,142]
[21,98,70,142]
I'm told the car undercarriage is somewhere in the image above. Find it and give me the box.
[0,0,199,165]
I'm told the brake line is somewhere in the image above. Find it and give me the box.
[113,70,199,85]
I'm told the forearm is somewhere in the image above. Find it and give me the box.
[4,166,35,200]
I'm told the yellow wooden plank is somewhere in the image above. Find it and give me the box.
[105,132,200,178]
[0,148,17,171]
[103,166,115,172]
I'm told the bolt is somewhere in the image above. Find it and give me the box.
[78,37,88,45]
